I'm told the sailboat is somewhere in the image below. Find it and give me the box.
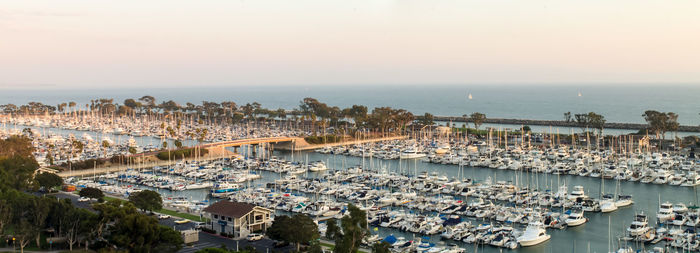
[578,91,582,97]
[467,93,473,100]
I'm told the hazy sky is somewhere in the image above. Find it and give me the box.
[1,0,698,88]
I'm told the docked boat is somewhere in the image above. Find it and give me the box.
[210,182,240,198]
[564,208,587,227]
[517,219,550,246]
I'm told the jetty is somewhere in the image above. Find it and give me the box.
[432,116,700,132]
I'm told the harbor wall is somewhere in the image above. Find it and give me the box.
[433,116,700,132]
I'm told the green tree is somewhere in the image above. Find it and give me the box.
[79,187,104,200]
[564,112,572,122]
[267,214,319,251]
[110,211,183,252]
[371,242,391,253]
[334,204,367,253]
[35,172,63,191]
[325,218,340,240]
[174,140,183,149]
[0,135,34,159]
[0,155,39,190]
[469,112,486,130]
[587,112,606,135]
[419,113,435,126]
[128,190,163,212]
[643,110,680,140]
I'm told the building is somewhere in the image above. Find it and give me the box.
[202,201,273,238]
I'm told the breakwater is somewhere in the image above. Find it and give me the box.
[433,116,700,132]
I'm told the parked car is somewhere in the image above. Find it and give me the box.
[194,222,206,229]
[247,233,264,241]
[78,197,90,202]
[158,214,171,219]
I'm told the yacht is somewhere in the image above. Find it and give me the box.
[517,220,551,246]
[615,195,634,207]
[400,147,426,159]
[308,161,328,172]
[568,185,587,200]
[564,208,587,227]
[657,202,674,222]
[627,213,651,236]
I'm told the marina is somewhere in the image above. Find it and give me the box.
[10,117,698,252]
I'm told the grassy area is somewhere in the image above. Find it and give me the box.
[158,208,209,222]
[103,195,209,222]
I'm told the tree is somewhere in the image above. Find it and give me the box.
[0,155,39,190]
[469,112,486,130]
[110,211,183,252]
[174,140,183,149]
[128,190,162,212]
[266,215,291,241]
[0,135,34,160]
[587,112,606,135]
[564,112,572,123]
[325,218,340,240]
[643,110,680,140]
[419,113,435,126]
[79,187,104,200]
[289,214,319,251]
[371,242,391,253]
[35,172,63,191]
[335,204,367,253]
[266,214,318,251]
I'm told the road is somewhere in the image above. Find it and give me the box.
[51,192,295,253]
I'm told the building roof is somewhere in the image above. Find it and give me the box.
[202,201,258,218]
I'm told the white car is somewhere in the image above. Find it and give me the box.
[246,233,264,241]
[78,197,90,202]
[158,214,171,219]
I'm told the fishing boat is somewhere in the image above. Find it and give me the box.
[517,219,550,246]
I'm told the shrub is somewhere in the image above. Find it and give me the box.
[157,148,208,160]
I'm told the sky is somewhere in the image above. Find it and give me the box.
[0,0,698,89]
